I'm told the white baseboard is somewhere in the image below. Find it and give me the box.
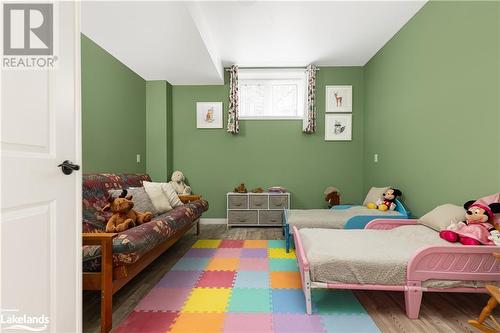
[200,218,226,225]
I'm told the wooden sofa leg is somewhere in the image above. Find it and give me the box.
[101,239,113,333]
[405,286,423,319]
[196,220,200,235]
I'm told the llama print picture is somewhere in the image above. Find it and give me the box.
[325,114,352,141]
[196,102,223,128]
[326,85,352,112]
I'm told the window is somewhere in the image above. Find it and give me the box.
[238,69,306,119]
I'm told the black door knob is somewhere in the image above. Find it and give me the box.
[58,160,80,175]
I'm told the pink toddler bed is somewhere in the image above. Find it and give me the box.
[292,219,500,318]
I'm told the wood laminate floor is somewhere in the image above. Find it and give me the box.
[83,225,495,333]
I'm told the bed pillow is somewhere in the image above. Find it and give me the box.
[108,188,158,216]
[143,181,172,214]
[363,186,391,206]
[161,183,184,208]
[419,204,465,231]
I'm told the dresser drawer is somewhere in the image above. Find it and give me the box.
[259,210,283,225]
[269,195,289,209]
[228,210,258,224]
[228,195,248,209]
[249,195,268,209]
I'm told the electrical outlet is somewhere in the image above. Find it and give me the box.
[136,154,141,163]
[374,154,378,163]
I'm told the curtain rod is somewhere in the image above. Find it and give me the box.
[225,66,319,71]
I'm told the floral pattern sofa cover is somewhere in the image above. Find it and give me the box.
[82,173,208,272]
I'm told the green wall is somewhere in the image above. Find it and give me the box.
[82,1,499,219]
[81,34,146,173]
[364,1,500,217]
[172,68,365,218]
[146,81,173,181]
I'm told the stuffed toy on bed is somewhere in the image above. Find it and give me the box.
[439,200,500,245]
[367,188,402,211]
[102,189,153,233]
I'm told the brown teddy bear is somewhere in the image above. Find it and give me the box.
[234,183,247,193]
[102,189,153,232]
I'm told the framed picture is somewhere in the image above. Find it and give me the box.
[326,85,352,112]
[196,102,223,128]
[325,114,352,141]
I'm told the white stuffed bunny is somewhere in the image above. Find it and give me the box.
[488,230,500,246]
[169,170,192,195]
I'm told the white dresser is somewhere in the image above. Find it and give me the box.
[226,192,290,227]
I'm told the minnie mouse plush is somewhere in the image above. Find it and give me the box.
[440,200,500,245]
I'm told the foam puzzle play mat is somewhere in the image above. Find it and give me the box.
[115,239,380,333]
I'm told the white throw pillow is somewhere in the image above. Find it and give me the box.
[363,186,391,206]
[143,181,172,214]
[161,183,184,208]
[419,204,465,231]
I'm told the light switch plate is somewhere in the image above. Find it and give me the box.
[136,154,141,163]
[374,154,378,163]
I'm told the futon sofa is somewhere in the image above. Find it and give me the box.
[82,173,208,332]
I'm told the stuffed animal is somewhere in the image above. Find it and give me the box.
[488,229,500,246]
[251,187,264,193]
[324,187,340,208]
[102,190,153,233]
[440,200,500,245]
[169,170,192,195]
[234,183,247,193]
[367,188,402,211]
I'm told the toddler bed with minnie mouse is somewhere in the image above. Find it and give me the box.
[293,193,500,318]
[283,186,411,252]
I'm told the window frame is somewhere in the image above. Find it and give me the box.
[238,68,307,120]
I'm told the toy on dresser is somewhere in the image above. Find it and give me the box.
[233,183,247,193]
[367,188,402,211]
[440,200,500,245]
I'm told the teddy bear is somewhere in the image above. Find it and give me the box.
[324,187,340,208]
[234,183,247,193]
[169,170,192,195]
[102,189,153,233]
[367,188,402,211]
[440,200,500,245]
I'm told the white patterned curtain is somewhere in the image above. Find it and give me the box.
[227,65,240,134]
[302,64,317,134]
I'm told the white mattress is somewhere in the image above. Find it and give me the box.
[287,206,401,230]
[299,225,464,286]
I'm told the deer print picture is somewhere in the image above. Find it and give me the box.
[326,85,352,113]
[334,92,343,107]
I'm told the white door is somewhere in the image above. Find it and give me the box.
[1,2,81,332]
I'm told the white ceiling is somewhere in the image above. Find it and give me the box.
[82,1,427,85]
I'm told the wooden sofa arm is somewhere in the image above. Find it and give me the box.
[365,219,419,230]
[179,194,202,203]
[82,232,117,246]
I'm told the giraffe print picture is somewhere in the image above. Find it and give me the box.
[326,85,352,113]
